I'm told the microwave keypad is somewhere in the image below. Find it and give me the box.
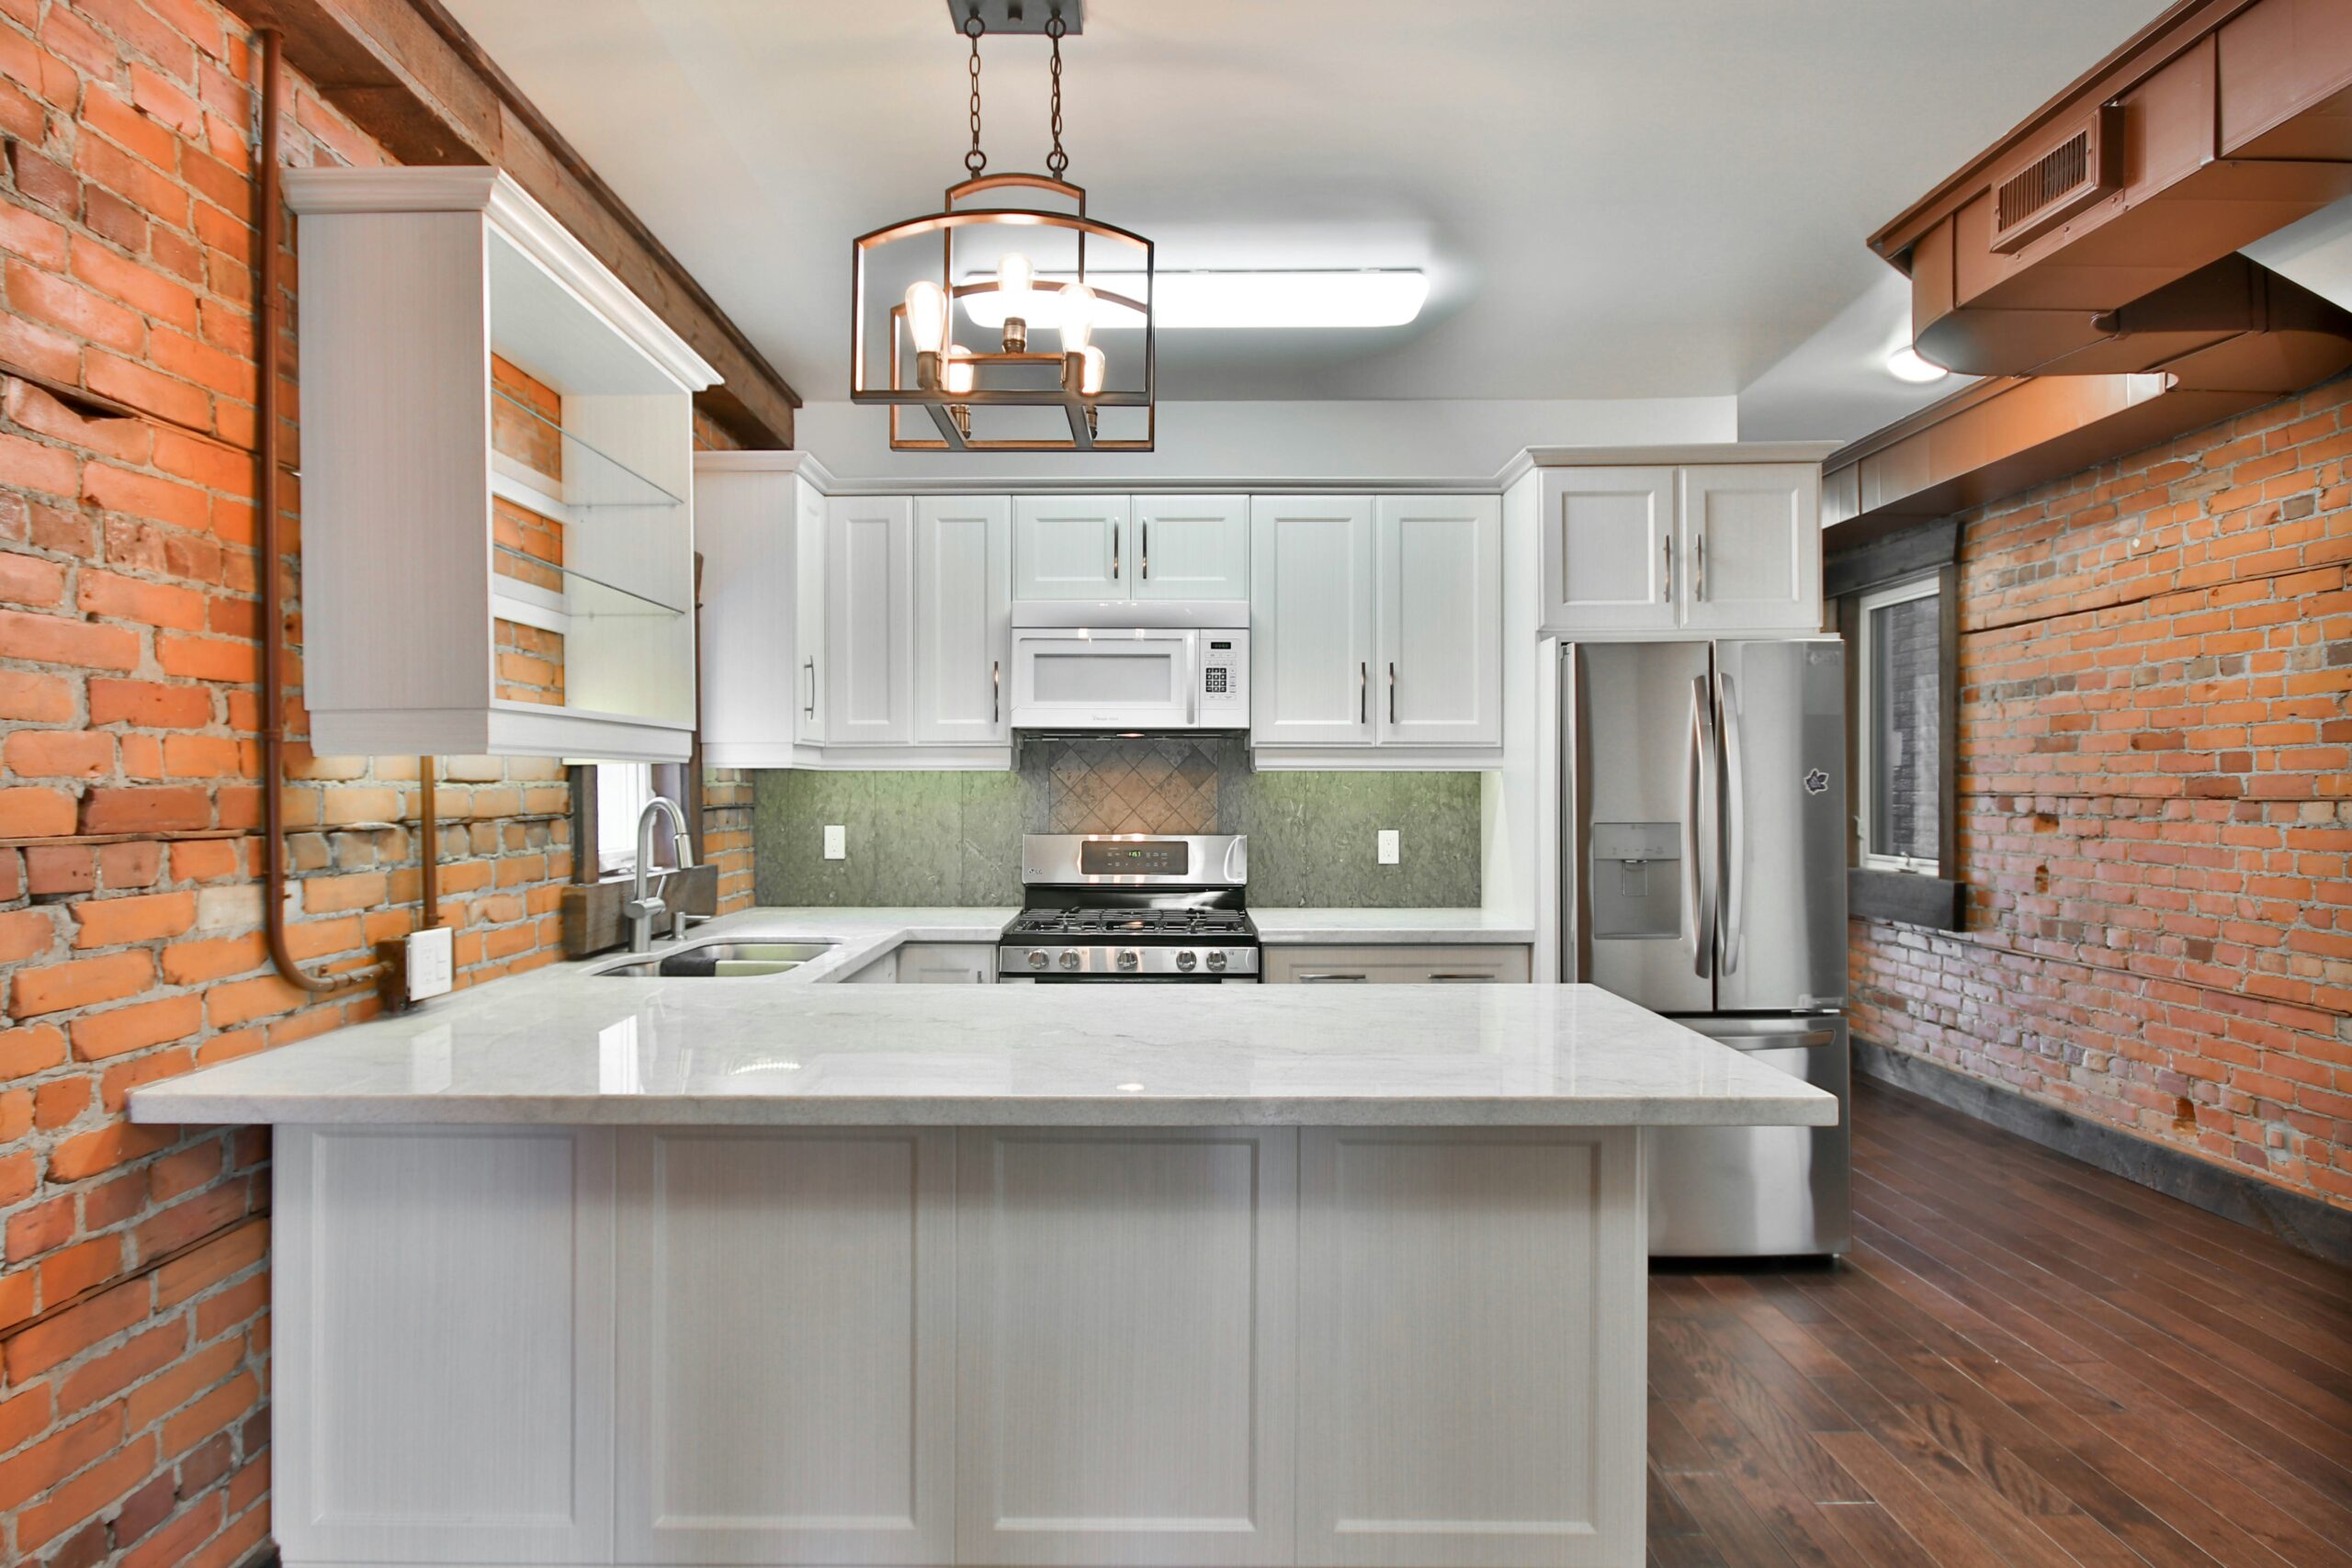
[1204,667,1230,694]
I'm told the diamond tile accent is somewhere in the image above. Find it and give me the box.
[1040,738,1225,834]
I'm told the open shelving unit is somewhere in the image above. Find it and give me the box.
[287,168,718,763]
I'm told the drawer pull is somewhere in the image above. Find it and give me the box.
[1427,973,1498,982]
[1297,972,1369,983]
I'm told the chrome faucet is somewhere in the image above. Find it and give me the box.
[623,795,695,953]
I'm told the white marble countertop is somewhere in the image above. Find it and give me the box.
[1251,908,1537,945]
[130,910,1828,1130]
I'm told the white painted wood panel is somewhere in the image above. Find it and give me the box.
[1249,496,1375,748]
[797,479,829,745]
[1375,494,1501,747]
[826,496,916,746]
[957,1127,1298,1567]
[616,1129,956,1565]
[896,942,997,983]
[273,1126,615,1565]
[914,496,1012,746]
[1538,467,1679,635]
[1013,495,1129,600]
[1678,465,1821,633]
[1133,494,1249,601]
[1298,1127,1645,1568]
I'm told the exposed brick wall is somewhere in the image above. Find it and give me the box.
[1852,372,2352,1210]
[0,3,642,1563]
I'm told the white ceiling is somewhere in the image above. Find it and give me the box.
[444,0,2170,423]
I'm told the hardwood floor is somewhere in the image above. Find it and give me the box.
[1648,1077,2352,1567]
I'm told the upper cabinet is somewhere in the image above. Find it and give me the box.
[286,169,717,763]
[912,497,1012,747]
[1132,495,1250,601]
[695,457,824,770]
[1250,494,1500,762]
[824,496,917,749]
[1012,495,1130,600]
[1540,459,1821,638]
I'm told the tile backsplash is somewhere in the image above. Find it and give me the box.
[752,738,1482,908]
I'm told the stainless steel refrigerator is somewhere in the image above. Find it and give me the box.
[1560,637,1850,1257]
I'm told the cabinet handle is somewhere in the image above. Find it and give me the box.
[1662,536,1671,602]
[1297,972,1369,982]
[1112,523,1121,581]
[1358,660,1368,724]
[1388,660,1397,725]
[803,657,817,717]
[1695,532,1706,602]
[992,659,1001,725]
[1427,973,1498,982]
[1142,521,1150,581]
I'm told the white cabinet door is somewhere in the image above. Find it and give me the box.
[795,477,828,745]
[1250,496,1375,748]
[1679,464,1821,633]
[896,942,998,983]
[1539,467,1678,634]
[616,1128,956,1565]
[1013,494,1131,601]
[957,1127,1297,1567]
[1133,494,1249,601]
[1375,494,1500,747]
[913,496,1012,746]
[825,496,915,746]
[695,464,802,768]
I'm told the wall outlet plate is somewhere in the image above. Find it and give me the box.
[406,925,455,1002]
[1378,829,1400,865]
[824,824,847,861]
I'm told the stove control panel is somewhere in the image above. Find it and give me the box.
[996,943,1261,978]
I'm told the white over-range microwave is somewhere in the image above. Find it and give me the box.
[1007,601,1250,732]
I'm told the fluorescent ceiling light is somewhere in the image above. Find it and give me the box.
[1884,345,1950,383]
[957,270,1429,331]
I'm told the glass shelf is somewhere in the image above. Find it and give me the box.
[491,385,684,508]
[492,543,686,617]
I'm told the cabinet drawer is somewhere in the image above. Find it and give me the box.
[896,942,997,984]
[1261,944,1531,985]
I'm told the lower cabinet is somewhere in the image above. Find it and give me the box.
[273,1122,1641,1568]
[897,942,998,983]
[1261,943,1532,985]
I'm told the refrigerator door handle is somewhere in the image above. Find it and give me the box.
[1687,674,1716,979]
[1719,671,1746,976]
[1562,644,1593,982]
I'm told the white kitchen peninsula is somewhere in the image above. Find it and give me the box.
[130,917,1833,1568]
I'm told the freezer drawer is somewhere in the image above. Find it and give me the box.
[1647,1015,1850,1258]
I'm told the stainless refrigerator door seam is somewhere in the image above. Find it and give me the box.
[1687,672,1717,980]
[1719,671,1747,976]
[1561,644,1593,983]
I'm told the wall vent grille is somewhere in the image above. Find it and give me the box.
[1988,104,2121,254]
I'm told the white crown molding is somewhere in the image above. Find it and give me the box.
[693,448,839,492]
[283,167,719,393]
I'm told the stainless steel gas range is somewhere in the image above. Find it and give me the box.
[998,834,1261,982]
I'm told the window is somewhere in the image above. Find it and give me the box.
[1857,575,1940,874]
[596,763,654,874]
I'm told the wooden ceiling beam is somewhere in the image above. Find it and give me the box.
[220,0,798,448]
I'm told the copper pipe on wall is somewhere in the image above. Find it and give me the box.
[419,757,438,928]
[255,27,369,998]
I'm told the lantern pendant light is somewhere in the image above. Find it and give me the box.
[849,1,1155,452]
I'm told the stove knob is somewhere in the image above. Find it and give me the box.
[1206,950,1228,972]
[1028,949,1048,970]
[1117,949,1140,971]
[1175,950,1197,972]
[1059,951,1081,971]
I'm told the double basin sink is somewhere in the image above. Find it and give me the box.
[596,940,837,979]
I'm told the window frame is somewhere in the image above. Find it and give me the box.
[1854,572,1943,877]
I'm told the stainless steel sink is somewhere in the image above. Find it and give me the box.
[596,940,836,978]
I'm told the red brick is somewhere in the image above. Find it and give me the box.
[2,727,114,777]
[88,677,211,728]
[69,890,197,949]
[0,668,76,721]
[69,993,203,1060]
[4,1276,151,1381]
[79,785,209,832]
[0,606,141,669]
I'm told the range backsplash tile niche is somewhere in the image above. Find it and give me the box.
[752,738,1482,907]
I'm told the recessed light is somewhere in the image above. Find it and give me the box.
[1115,1082,1146,1093]
[1885,345,1950,384]
[958,270,1430,331]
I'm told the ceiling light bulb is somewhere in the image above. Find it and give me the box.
[998,252,1034,308]
[1079,344,1106,395]
[903,280,948,355]
[1885,345,1949,384]
[1058,282,1095,353]
[944,345,975,396]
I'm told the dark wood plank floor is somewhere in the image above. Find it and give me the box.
[1649,1077,2352,1567]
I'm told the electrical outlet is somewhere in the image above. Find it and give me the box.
[1378,829,1400,865]
[406,925,454,1002]
[824,824,847,860]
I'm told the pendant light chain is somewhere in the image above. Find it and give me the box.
[1045,13,1069,179]
[965,11,987,176]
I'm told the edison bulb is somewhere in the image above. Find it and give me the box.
[944,346,976,396]
[1079,344,1106,395]
[1058,282,1095,353]
[903,280,947,355]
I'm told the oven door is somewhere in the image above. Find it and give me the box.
[1009,628,1198,730]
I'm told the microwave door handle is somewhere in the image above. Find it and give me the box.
[1719,671,1746,976]
[1187,635,1200,727]
[1687,674,1716,980]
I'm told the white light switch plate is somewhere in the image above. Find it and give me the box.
[824,824,847,860]
[406,925,455,1002]
[1378,829,1400,865]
